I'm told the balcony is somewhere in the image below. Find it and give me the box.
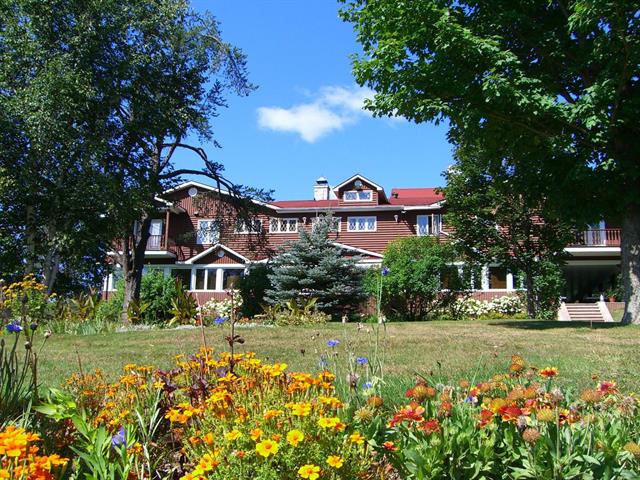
[146,234,166,251]
[568,228,621,247]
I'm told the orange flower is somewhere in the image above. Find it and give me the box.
[539,367,558,378]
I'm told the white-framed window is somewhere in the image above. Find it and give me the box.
[196,220,219,244]
[194,268,218,291]
[269,218,298,233]
[347,216,376,232]
[311,216,341,232]
[416,214,442,236]
[344,190,372,202]
[235,218,262,234]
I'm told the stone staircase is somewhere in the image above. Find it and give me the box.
[559,302,613,322]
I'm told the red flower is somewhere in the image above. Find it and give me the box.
[382,441,397,452]
[597,381,617,395]
[499,405,523,422]
[389,402,425,427]
[419,418,441,435]
[539,367,558,378]
[478,409,494,428]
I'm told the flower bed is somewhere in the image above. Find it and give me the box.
[5,348,639,479]
[363,355,640,478]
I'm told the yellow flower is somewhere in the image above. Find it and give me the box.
[225,429,242,441]
[298,464,320,480]
[317,417,340,429]
[349,432,365,445]
[250,428,263,441]
[287,402,312,417]
[286,429,305,447]
[255,439,279,458]
[326,455,343,468]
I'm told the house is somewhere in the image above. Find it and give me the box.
[102,174,622,314]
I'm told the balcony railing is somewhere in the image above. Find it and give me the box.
[569,228,621,247]
[146,234,165,251]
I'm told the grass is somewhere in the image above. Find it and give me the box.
[38,319,640,396]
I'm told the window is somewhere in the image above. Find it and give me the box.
[489,267,507,289]
[146,220,164,249]
[223,269,244,289]
[347,216,376,232]
[235,218,262,234]
[170,269,191,289]
[344,190,372,202]
[269,218,298,233]
[312,216,341,232]
[196,220,219,244]
[416,214,442,236]
[194,268,218,290]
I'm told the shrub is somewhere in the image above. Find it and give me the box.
[366,237,471,321]
[236,263,271,318]
[258,299,330,326]
[198,292,243,324]
[453,295,524,319]
[139,271,181,325]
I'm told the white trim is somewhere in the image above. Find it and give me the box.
[161,180,271,207]
[269,217,299,233]
[565,259,621,266]
[331,242,384,258]
[235,218,263,234]
[347,216,377,232]
[332,174,384,192]
[196,219,220,245]
[107,250,176,259]
[343,190,373,202]
[185,244,250,264]
[565,247,621,256]
[311,216,341,232]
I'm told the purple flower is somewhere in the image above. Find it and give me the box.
[214,316,227,325]
[6,321,22,333]
[362,381,373,390]
[111,426,126,448]
[326,339,340,348]
[356,357,369,366]
[381,267,390,276]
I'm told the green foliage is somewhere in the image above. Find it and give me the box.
[236,263,272,318]
[341,0,640,323]
[369,236,470,321]
[168,282,198,326]
[138,271,180,325]
[266,217,366,317]
[258,300,330,326]
[523,260,566,321]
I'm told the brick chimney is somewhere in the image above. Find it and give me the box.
[313,177,330,201]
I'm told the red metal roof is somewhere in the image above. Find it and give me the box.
[270,199,340,208]
[388,188,443,206]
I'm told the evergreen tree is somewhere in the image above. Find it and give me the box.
[266,217,366,317]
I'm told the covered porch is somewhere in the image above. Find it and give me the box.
[562,260,620,303]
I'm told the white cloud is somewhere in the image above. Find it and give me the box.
[257,85,374,143]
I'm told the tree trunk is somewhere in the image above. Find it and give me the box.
[621,205,640,324]
[120,216,152,323]
[524,271,537,319]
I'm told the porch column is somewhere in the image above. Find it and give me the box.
[481,265,489,290]
[215,268,224,291]
[506,272,514,291]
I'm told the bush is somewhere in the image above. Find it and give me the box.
[236,263,271,318]
[366,237,471,321]
[453,295,525,319]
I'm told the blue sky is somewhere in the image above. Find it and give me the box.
[182,0,453,200]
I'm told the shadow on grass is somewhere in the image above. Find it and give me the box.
[489,320,627,330]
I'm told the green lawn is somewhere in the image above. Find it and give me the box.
[38,320,640,395]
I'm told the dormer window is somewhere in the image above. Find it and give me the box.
[344,190,372,202]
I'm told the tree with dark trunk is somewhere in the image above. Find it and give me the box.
[342,0,640,323]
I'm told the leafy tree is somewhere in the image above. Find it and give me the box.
[341,1,640,323]
[367,236,470,321]
[0,0,266,317]
[444,143,573,318]
[265,217,366,317]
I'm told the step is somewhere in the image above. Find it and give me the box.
[563,302,606,322]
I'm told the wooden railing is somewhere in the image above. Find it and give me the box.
[569,228,621,247]
[146,234,165,251]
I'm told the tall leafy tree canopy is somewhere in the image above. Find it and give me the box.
[341,0,640,323]
[0,0,259,304]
